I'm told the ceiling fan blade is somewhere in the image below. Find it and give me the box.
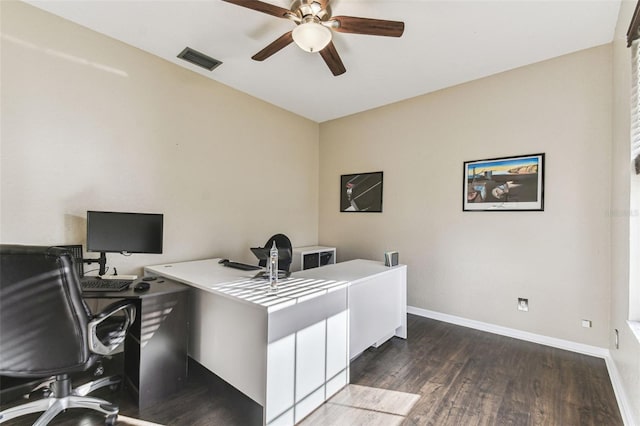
[331,16,405,37]
[252,31,294,61]
[319,41,346,76]
[222,0,291,18]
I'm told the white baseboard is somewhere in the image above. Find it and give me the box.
[407,306,635,426]
[604,354,636,426]
[407,306,608,356]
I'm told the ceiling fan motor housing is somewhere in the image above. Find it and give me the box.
[290,0,330,22]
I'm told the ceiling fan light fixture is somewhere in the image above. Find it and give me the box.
[292,21,332,52]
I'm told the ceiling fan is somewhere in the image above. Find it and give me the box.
[222,0,405,76]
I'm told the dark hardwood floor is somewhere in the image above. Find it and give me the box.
[350,315,622,426]
[0,314,622,425]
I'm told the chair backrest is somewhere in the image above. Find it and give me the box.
[0,245,94,377]
[258,234,293,272]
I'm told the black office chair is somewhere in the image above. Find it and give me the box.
[0,245,136,425]
[258,233,293,272]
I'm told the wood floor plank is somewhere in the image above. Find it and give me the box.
[326,384,420,416]
[299,402,405,426]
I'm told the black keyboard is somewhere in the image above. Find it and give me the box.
[223,261,261,271]
[81,279,132,292]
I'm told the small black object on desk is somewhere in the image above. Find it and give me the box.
[218,258,261,271]
[134,281,150,292]
[224,261,261,271]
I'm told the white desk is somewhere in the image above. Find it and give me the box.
[145,259,349,425]
[145,258,407,425]
[294,260,407,359]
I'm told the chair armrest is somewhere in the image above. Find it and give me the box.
[87,300,136,355]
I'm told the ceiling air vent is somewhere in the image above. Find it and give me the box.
[177,47,222,71]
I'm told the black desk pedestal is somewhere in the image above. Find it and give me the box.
[85,279,189,408]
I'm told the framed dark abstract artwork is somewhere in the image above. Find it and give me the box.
[340,171,383,212]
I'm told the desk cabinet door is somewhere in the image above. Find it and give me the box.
[125,290,188,408]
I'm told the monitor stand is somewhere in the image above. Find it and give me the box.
[83,252,107,275]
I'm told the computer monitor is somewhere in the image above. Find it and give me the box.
[86,211,163,274]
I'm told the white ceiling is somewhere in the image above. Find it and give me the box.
[26,0,621,123]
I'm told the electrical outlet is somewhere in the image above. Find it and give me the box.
[517,298,529,312]
[581,319,592,328]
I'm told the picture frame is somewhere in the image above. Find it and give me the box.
[463,153,544,211]
[340,171,383,212]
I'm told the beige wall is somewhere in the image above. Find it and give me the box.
[319,46,613,348]
[611,1,640,424]
[0,1,319,274]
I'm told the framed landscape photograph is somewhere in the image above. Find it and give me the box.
[463,153,545,211]
[340,171,383,212]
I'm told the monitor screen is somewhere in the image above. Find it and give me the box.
[86,211,163,254]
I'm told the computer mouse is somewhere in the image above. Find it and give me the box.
[134,281,150,292]
[218,258,229,264]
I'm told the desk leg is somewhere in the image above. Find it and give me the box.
[396,266,408,339]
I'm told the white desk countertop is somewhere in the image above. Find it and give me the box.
[145,258,348,313]
[294,259,406,282]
